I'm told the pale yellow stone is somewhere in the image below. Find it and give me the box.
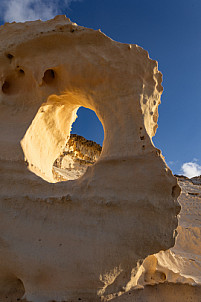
[0,16,181,302]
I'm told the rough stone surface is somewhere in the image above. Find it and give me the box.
[54,140,201,297]
[0,16,181,302]
[53,134,102,181]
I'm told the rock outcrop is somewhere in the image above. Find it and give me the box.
[0,16,181,302]
[123,176,201,293]
[53,140,201,298]
[53,134,102,181]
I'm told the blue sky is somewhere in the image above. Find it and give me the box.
[0,0,200,177]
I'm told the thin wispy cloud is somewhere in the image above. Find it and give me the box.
[181,161,201,178]
[0,0,80,23]
[168,160,178,166]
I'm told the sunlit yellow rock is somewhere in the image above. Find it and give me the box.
[0,15,180,302]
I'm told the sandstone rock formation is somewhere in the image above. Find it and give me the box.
[124,175,201,293]
[52,138,201,298]
[0,16,181,302]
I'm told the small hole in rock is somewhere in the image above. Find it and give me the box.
[142,145,145,150]
[6,53,14,60]
[19,69,25,75]
[172,185,181,199]
[43,69,55,84]
[159,272,166,281]
[140,136,145,140]
[2,81,10,93]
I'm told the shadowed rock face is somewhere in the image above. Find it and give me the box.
[0,15,180,302]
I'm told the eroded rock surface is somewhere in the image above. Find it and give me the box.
[0,16,181,302]
[53,139,201,298]
[53,134,102,181]
[123,176,201,294]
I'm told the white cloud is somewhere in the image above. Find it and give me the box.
[0,0,80,23]
[181,161,201,178]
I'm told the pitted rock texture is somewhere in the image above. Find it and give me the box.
[0,15,180,302]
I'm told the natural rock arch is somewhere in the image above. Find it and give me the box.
[1,15,162,183]
[0,15,181,302]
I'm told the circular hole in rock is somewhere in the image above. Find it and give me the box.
[42,69,55,84]
[53,107,104,182]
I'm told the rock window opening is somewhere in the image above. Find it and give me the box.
[53,107,104,182]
